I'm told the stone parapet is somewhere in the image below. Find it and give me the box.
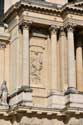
[9,86,33,108]
[8,91,83,116]
[48,93,83,115]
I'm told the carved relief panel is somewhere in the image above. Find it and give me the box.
[30,28,48,88]
[30,39,46,87]
[30,47,43,85]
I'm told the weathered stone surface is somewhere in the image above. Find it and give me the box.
[1,0,83,125]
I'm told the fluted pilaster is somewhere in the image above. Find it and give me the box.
[50,25,58,93]
[76,40,83,92]
[65,24,77,94]
[20,21,32,87]
[0,43,6,82]
[59,27,67,91]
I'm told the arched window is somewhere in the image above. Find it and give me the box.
[0,0,4,16]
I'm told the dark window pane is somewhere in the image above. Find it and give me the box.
[68,0,76,2]
[0,0,4,16]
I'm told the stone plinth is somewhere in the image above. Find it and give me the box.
[48,92,66,109]
[0,105,9,110]
[9,86,33,108]
[66,94,83,110]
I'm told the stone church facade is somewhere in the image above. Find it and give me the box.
[0,0,83,124]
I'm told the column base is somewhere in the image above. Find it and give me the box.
[48,90,65,109]
[0,104,9,110]
[65,87,78,95]
[50,89,62,96]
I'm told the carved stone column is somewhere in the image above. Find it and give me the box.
[0,43,6,82]
[59,27,67,91]
[50,25,58,93]
[10,21,33,108]
[65,25,77,94]
[22,21,31,87]
[76,39,83,92]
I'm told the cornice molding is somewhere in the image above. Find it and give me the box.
[71,1,83,7]
[3,1,60,22]
[2,0,83,20]
[2,1,83,25]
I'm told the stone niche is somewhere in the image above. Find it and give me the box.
[45,0,68,5]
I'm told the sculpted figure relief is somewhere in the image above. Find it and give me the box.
[0,80,8,106]
[30,51,43,85]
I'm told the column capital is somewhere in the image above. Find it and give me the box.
[59,26,65,36]
[66,23,75,32]
[0,42,6,49]
[65,22,76,32]
[50,25,58,34]
[19,20,32,30]
[65,23,77,94]
[22,20,30,87]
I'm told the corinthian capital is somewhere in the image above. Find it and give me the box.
[66,23,75,32]
[0,42,6,49]
[19,20,32,30]
[60,26,65,36]
[50,25,58,34]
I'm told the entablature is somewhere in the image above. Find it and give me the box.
[3,0,83,28]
